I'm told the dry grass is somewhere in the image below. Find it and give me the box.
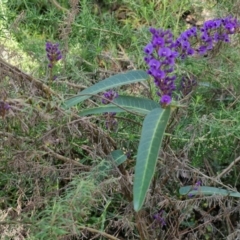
[1,0,240,239]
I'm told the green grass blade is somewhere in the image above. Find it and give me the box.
[133,107,171,211]
[78,95,160,116]
[179,186,240,197]
[63,70,149,109]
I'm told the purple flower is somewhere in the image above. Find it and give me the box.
[158,47,172,57]
[197,45,208,55]
[149,59,161,69]
[102,90,118,104]
[0,101,10,118]
[46,42,62,68]
[188,180,201,197]
[176,16,240,58]
[193,180,201,190]
[222,16,239,34]
[153,210,166,228]
[151,69,165,79]
[160,95,172,107]
[144,16,240,106]
[197,16,240,54]
[144,28,178,105]
[144,43,154,54]
[188,193,194,198]
[174,26,197,59]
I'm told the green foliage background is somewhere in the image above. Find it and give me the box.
[1,0,240,239]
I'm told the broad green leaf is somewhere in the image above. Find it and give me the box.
[133,107,171,211]
[79,105,126,116]
[63,70,149,109]
[179,186,240,197]
[110,149,127,166]
[113,96,160,113]
[78,95,160,116]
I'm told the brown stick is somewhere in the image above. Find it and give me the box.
[216,156,240,179]
[135,211,149,240]
[42,145,90,170]
[50,0,69,12]
[79,226,121,240]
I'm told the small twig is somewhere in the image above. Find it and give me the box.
[135,211,149,240]
[0,58,61,100]
[50,0,69,12]
[216,156,240,179]
[228,95,240,109]
[0,220,32,225]
[42,145,90,170]
[37,116,94,142]
[79,226,121,240]
[204,158,215,177]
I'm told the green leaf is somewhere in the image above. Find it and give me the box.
[110,149,127,166]
[79,105,126,116]
[78,95,160,116]
[113,96,160,113]
[63,70,149,109]
[133,107,171,211]
[179,186,240,197]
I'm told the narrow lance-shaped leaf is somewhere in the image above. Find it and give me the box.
[179,186,240,198]
[79,105,126,116]
[113,96,160,113]
[133,107,171,211]
[78,95,160,116]
[63,70,149,109]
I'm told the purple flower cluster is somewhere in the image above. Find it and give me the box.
[197,16,239,55]
[193,180,201,190]
[102,90,118,104]
[153,210,166,228]
[144,28,179,106]
[0,101,10,118]
[144,16,239,105]
[175,27,197,59]
[46,42,62,68]
[175,16,239,58]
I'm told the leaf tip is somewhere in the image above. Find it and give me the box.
[133,197,143,212]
